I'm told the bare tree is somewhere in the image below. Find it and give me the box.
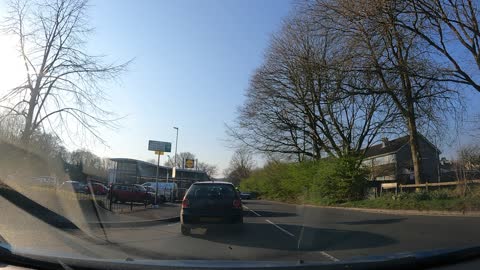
[458,144,480,170]
[1,0,129,145]
[196,162,218,178]
[398,0,480,93]
[69,149,109,178]
[227,4,401,161]
[224,148,255,186]
[308,0,462,185]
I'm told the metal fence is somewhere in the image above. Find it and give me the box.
[90,182,183,213]
[379,179,480,195]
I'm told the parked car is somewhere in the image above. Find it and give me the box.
[145,186,166,203]
[108,184,152,204]
[142,182,178,202]
[59,181,88,193]
[87,182,109,195]
[180,181,243,235]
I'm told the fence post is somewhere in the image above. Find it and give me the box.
[130,200,133,211]
[109,188,113,211]
[426,181,429,192]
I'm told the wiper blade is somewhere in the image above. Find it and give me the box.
[1,243,480,270]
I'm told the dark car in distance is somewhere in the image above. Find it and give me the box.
[180,181,243,235]
[240,192,252,200]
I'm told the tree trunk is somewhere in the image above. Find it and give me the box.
[21,87,39,144]
[407,114,423,186]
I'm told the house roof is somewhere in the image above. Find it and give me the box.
[364,135,409,158]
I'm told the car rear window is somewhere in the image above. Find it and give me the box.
[188,184,236,200]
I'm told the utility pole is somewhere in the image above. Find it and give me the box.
[173,127,179,168]
[154,153,160,207]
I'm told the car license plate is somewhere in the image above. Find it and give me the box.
[199,217,221,222]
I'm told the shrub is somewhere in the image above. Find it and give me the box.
[312,156,369,202]
[430,189,453,200]
[240,156,368,204]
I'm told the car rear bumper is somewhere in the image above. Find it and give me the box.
[181,209,243,226]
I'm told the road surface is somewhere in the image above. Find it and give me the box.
[2,198,480,262]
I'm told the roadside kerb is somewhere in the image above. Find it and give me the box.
[260,199,480,217]
[85,216,180,228]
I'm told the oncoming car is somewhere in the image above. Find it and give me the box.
[180,181,243,235]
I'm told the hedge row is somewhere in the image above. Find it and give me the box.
[240,156,369,204]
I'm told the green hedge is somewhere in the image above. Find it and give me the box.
[240,156,369,204]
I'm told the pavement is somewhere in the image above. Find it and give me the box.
[2,197,480,264]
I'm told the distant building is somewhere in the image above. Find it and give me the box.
[362,135,440,184]
[108,158,209,191]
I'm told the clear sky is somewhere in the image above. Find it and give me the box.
[0,0,479,176]
[88,0,294,174]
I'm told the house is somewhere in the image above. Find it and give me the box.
[362,135,440,184]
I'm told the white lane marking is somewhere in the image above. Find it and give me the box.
[243,205,261,217]
[265,219,295,238]
[319,251,339,262]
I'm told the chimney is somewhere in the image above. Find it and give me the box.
[381,137,389,148]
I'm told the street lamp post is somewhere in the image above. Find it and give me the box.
[173,127,179,167]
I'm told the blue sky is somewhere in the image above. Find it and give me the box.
[0,0,479,176]
[83,0,294,173]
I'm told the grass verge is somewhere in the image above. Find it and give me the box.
[259,187,480,212]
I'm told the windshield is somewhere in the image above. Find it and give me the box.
[1,0,480,268]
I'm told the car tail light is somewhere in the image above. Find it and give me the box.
[182,198,190,209]
[233,199,242,209]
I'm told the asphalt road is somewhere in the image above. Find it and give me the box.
[94,200,480,262]
[3,198,480,263]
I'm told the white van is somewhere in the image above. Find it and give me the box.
[142,182,178,202]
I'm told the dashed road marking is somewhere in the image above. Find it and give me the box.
[265,219,296,238]
[319,251,340,262]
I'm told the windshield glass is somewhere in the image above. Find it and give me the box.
[1,0,480,268]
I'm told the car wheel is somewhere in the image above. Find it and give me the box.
[181,225,190,236]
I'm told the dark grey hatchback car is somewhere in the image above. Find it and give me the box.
[180,181,243,235]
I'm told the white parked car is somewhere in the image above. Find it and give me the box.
[141,182,178,202]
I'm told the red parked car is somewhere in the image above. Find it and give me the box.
[88,182,109,195]
[107,184,152,204]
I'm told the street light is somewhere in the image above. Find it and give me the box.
[173,126,179,169]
